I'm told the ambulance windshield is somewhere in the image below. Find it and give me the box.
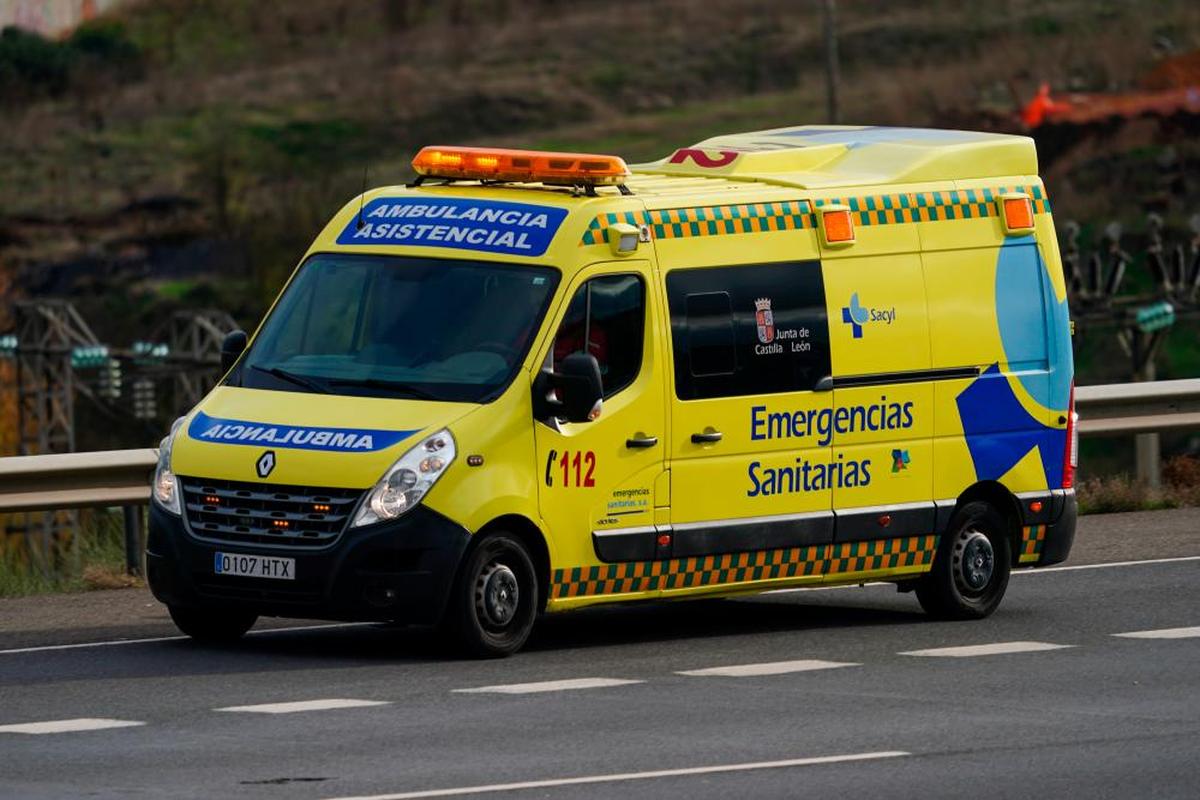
[228,254,560,403]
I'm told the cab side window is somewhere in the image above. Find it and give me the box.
[667,261,830,400]
[553,274,645,399]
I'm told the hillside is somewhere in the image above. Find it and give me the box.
[1,0,1199,452]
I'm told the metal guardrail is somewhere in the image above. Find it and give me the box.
[0,378,1198,515]
[1075,378,1200,437]
[0,449,156,514]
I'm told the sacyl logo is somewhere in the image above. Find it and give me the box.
[841,293,896,339]
[256,450,276,479]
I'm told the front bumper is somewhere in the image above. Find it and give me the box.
[146,502,471,624]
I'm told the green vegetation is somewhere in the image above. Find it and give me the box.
[1077,456,1200,515]
[0,510,137,598]
[0,20,142,106]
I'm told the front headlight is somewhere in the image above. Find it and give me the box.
[351,428,456,528]
[152,417,185,515]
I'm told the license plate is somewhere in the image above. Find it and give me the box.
[213,552,295,580]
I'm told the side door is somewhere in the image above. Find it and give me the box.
[664,261,835,594]
[534,261,668,603]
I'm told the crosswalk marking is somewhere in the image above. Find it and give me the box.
[0,718,145,735]
[1112,626,1200,640]
[453,678,643,695]
[900,641,1073,658]
[677,659,859,677]
[216,699,390,714]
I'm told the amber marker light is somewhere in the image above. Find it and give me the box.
[999,193,1035,234]
[818,205,855,247]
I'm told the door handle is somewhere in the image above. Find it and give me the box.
[626,435,659,449]
[691,430,723,444]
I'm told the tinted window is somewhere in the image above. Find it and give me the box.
[667,261,830,400]
[553,274,644,399]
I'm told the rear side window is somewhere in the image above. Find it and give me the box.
[667,261,830,400]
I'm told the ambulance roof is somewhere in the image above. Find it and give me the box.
[630,125,1038,190]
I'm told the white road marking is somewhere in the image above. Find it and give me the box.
[677,659,859,677]
[761,555,1200,597]
[453,677,643,695]
[0,718,145,735]
[1112,626,1200,640]
[216,699,390,714]
[1016,555,1200,574]
[900,641,1073,658]
[0,622,373,656]
[321,751,911,800]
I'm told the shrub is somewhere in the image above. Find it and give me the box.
[0,25,72,104]
[0,21,143,107]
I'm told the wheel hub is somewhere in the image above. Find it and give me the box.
[477,563,520,627]
[954,530,994,593]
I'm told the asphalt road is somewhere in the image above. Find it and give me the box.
[1,508,1198,799]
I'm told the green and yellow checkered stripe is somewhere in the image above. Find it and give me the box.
[1019,524,1046,564]
[577,184,1049,246]
[551,534,938,600]
[813,183,1049,225]
[825,535,938,575]
[578,200,814,247]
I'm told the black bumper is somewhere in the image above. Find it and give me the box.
[146,502,471,625]
[1038,489,1077,566]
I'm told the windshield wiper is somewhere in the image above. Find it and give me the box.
[249,365,329,394]
[327,377,442,401]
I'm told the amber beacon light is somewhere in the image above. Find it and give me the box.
[412,146,630,186]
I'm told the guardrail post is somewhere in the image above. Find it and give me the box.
[122,506,143,576]
[1133,348,1163,489]
[1136,434,1162,489]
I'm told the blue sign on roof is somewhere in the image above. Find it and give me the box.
[336,197,567,257]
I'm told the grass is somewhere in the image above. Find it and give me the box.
[0,509,140,598]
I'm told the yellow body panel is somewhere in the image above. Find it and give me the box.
[167,125,1072,616]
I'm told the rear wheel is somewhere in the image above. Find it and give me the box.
[168,604,257,642]
[917,501,1011,620]
[444,533,538,658]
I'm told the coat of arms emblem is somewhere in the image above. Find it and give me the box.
[754,297,775,344]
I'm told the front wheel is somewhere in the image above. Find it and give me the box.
[444,533,538,658]
[168,604,258,642]
[917,501,1011,620]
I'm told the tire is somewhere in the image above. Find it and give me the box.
[168,604,258,643]
[444,533,538,658]
[917,501,1012,620]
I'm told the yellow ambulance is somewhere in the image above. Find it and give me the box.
[147,126,1078,657]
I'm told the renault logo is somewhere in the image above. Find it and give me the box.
[256,450,276,479]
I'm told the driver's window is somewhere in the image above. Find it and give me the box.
[553,274,644,399]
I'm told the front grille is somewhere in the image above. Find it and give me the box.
[180,476,364,549]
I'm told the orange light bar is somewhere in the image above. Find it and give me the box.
[1000,194,1035,233]
[412,146,630,186]
[818,205,855,246]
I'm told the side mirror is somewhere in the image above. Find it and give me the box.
[534,353,604,424]
[220,329,248,372]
